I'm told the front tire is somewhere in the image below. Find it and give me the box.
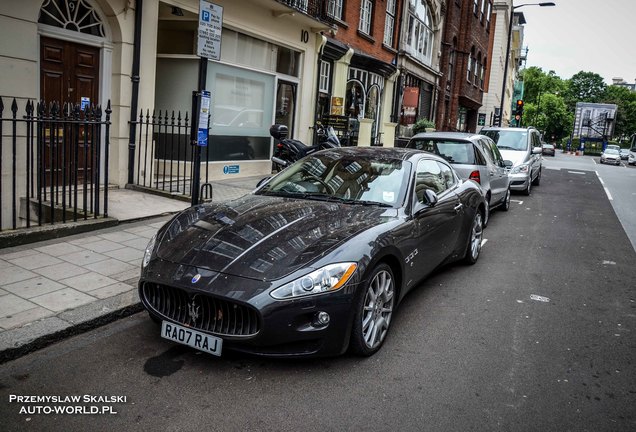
[350,264,395,356]
[532,168,541,186]
[501,188,511,211]
[463,211,483,265]
[523,177,532,196]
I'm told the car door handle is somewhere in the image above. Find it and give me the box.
[454,203,463,213]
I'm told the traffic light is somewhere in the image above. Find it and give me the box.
[516,99,524,116]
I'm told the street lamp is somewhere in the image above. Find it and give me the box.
[497,2,555,127]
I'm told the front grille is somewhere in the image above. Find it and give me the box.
[141,282,260,337]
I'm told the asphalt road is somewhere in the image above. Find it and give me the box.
[1,165,635,431]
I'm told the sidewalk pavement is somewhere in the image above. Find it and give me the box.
[0,174,265,363]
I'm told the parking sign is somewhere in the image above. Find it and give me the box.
[198,1,223,60]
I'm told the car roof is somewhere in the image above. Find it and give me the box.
[410,131,485,141]
[480,126,537,132]
[316,146,435,162]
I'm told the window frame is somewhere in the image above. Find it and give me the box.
[359,0,373,35]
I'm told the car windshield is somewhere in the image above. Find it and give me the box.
[483,130,528,151]
[604,149,619,155]
[256,151,411,207]
[408,139,477,164]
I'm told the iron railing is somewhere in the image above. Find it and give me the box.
[130,109,213,201]
[0,97,111,231]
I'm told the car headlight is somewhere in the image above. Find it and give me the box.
[270,263,357,300]
[510,163,529,174]
[142,233,157,268]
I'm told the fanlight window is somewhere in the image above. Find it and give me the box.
[39,0,105,38]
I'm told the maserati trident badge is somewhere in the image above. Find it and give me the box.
[188,296,200,323]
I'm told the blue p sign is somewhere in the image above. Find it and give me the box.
[201,10,210,22]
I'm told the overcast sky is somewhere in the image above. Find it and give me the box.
[519,0,636,84]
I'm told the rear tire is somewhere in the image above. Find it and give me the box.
[463,211,483,265]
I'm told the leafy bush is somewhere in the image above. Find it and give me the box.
[412,118,436,135]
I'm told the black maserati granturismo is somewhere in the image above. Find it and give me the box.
[139,147,486,358]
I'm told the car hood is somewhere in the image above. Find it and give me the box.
[499,150,528,166]
[156,194,397,281]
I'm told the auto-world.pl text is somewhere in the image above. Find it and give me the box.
[8,395,127,415]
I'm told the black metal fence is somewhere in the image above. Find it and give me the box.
[130,109,215,201]
[0,97,111,231]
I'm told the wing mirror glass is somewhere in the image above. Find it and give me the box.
[532,147,542,154]
[503,160,513,168]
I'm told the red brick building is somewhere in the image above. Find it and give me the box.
[436,0,492,132]
[317,0,403,146]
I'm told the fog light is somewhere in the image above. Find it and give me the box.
[314,311,330,326]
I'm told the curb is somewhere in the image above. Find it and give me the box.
[0,291,143,364]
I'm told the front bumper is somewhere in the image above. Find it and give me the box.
[508,172,530,191]
[601,157,621,165]
[139,259,359,357]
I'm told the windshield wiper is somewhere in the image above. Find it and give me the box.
[349,200,392,207]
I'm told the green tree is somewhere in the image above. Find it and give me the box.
[564,71,607,109]
[521,67,566,105]
[602,85,636,140]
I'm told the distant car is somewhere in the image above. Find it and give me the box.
[139,147,487,358]
[406,132,512,223]
[542,143,556,157]
[600,148,621,165]
[481,127,543,196]
[629,149,636,166]
[619,149,629,160]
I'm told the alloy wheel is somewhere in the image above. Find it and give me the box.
[464,211,483,264]
[361,269,395,350]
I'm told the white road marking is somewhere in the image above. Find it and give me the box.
[530,294,550,302]
[595,172,613,201]
[568,171,586,175]
[481,239,488,247]
[511,199,524,205]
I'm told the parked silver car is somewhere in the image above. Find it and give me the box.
[481,127,543,196]
[600,148,621,165]
[407,132,512,223]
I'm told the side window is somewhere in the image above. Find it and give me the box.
[490,141,504,164]
[531,132,541,148]
[414,159,447,201]
[478,139,495,164]
[472,144,487,165]
[437,161,456,190]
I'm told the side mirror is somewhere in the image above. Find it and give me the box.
[423,189,438,206]
[502,160,513,168]
[532,147,542,155]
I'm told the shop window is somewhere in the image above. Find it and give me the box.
[346,81,365,119]
[277,47,300,77]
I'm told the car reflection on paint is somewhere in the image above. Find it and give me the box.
[139,147,487,358]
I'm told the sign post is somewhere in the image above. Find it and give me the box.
[190,1,223,206]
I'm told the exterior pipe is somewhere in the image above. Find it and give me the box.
[127,0,143,184]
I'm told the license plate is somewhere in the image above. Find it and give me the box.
[161,321,223,356]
